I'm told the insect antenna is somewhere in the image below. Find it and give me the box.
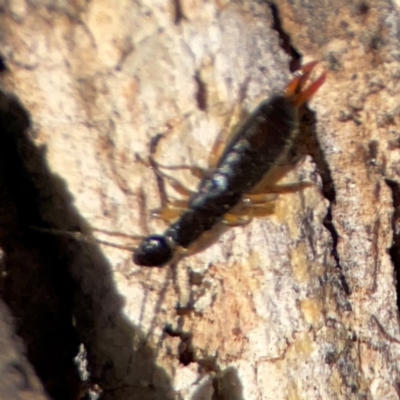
[29,225,140,252]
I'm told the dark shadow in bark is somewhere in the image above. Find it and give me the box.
[0,90,173,400]
[385,179,400,313]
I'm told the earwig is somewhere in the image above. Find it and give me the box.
[134,62,326,267]
[31,63,325,267]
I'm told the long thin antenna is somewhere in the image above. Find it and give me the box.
[29,226,136,252]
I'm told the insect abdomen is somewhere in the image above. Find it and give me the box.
[164,95,298,250]
[134,61,326,267]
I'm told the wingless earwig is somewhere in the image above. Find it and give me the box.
[134,62,326,267]
[31,63,325,266]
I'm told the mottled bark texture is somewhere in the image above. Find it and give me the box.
[0,0,399,399]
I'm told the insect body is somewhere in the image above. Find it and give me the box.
[134,62,326,267]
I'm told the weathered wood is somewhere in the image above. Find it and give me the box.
[0,0,398,399]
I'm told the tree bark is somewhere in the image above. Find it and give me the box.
[0,0,399,399]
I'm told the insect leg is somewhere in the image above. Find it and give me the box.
[208,133,227,170]
[241,203,276,218]
[221,202,276,226]
[139,133,205,212]
[152,198,188,222]
[242,193,278,205]
[208,105,250,168]
[222,192,278,227]
[154,169,195,197]
[208,79,251,168]
[150,161,206,180]
[226,195,277,223]
[222,212,253,226]
[252,181,313,195]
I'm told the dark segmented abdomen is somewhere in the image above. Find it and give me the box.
[217,95,298,191]
[164,95,298,249]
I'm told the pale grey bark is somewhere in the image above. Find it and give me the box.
[0,0,399,399]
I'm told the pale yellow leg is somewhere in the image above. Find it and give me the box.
[154,207,183,222]
[208,80,250,169]
[222,211,253,226]
[152,198,188,222]
[208,136,227,169]
[249,202,276,217]
[258,181,313,194]
[242,193,278,205]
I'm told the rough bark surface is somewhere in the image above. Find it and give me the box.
[0,300,49,400]
[0,0,399,399]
